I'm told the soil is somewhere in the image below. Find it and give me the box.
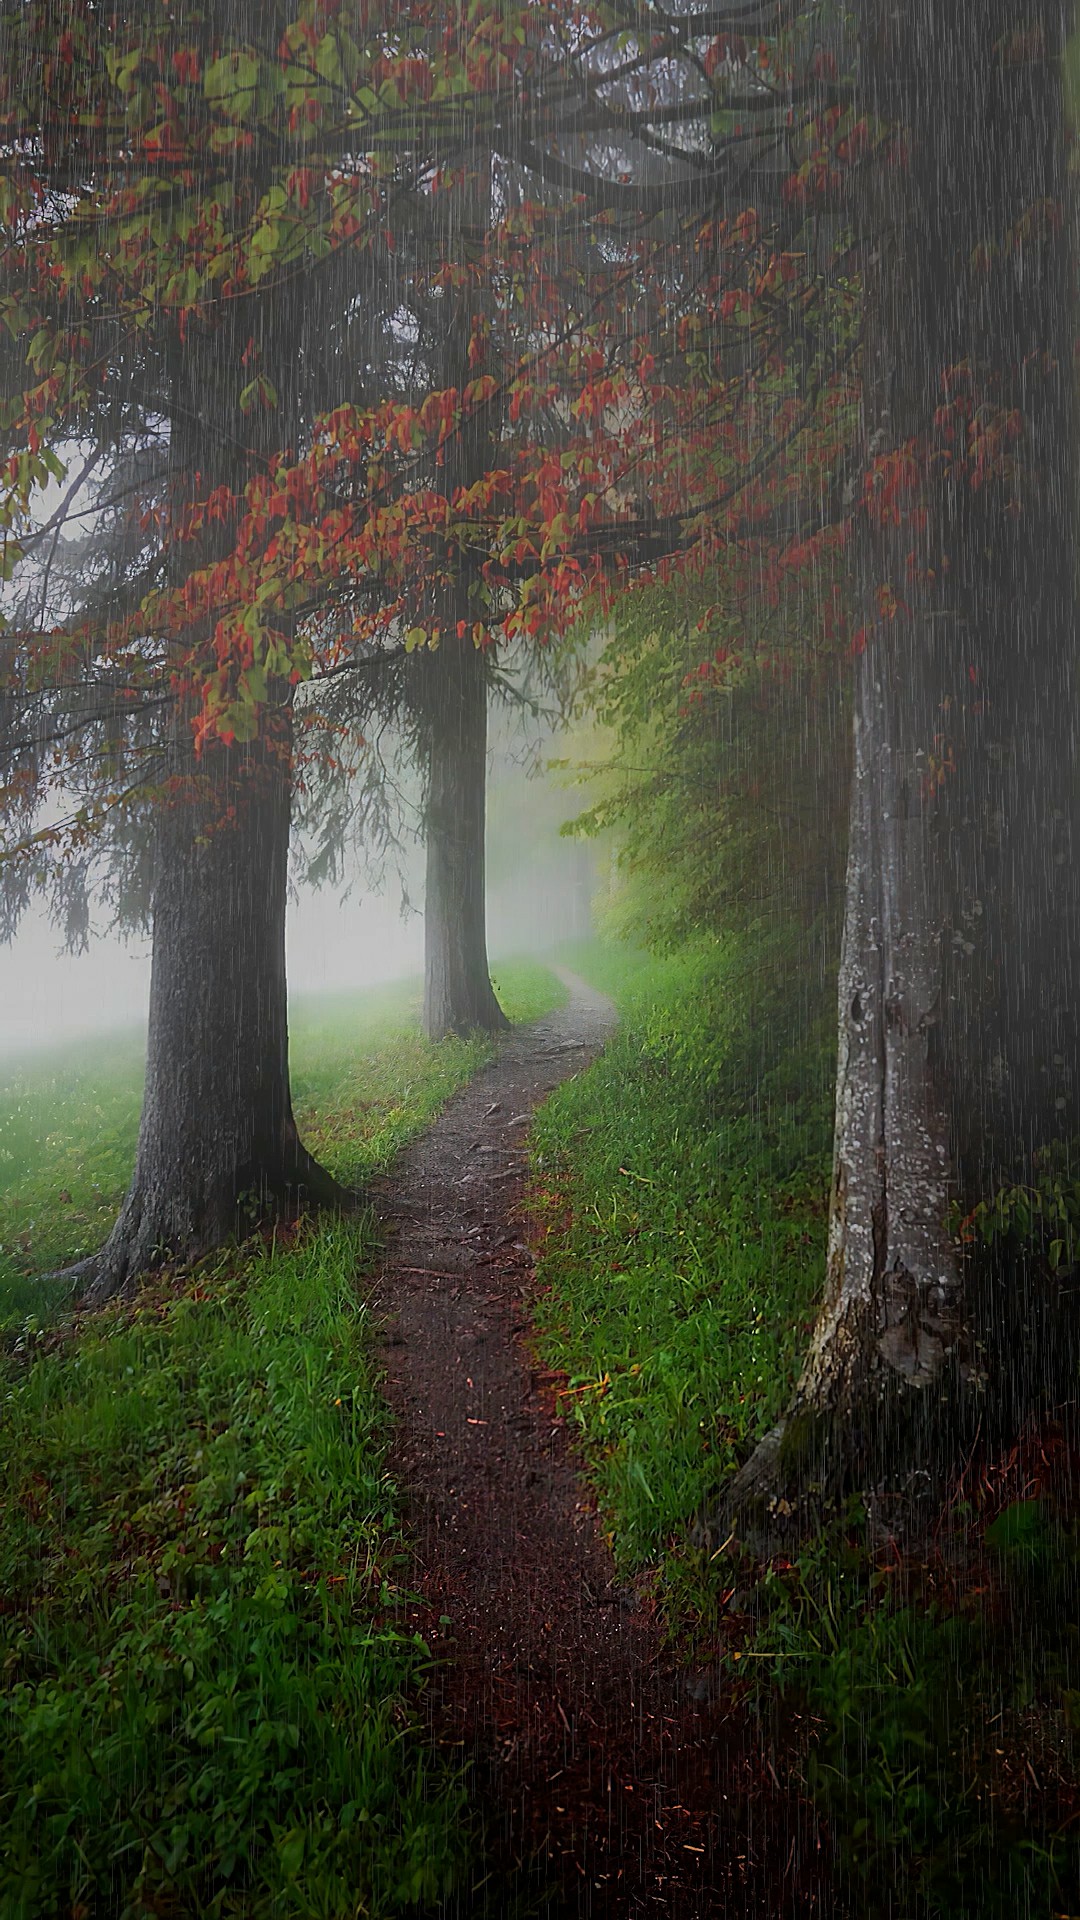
[370,970,828,1918]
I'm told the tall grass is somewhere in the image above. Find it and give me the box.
[529,933,833,1594]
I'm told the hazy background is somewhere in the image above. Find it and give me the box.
[0,722,601,1060]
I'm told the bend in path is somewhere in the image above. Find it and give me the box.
[370,967,825,1918]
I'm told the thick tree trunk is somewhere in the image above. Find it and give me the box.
[423,635,508,1040]
[79,708,346,1307]
[727,0,1078,1514]
[76,309,347,1308]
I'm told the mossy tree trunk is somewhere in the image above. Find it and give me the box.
[728,0,1078,1512]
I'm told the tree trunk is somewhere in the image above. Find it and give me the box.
[423,634,508,1040]
[419,152,508,1043]
[727,0,1078,1513]
[78,309,347,1307]
[80,708,346,1306]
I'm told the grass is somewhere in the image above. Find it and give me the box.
[0,956,564,1333]
[0,955,563,1918]
[0,1222,469,1919]
[744,1488,1080,1919]
[533,933,1080,1918]
[528,930,834,1601]
[291,958,562,1186]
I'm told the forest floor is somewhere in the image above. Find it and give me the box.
[370,969,825,1919]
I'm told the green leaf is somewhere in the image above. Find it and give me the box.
[204,50,259,120]
[26,329,53,374]
[984,1499,1052,1561]
[276,1828,306,1878]
[315,33,345,86]
[246,223,282,283]
[105,47,142,96]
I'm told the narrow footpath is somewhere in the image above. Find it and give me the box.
[370,970,826,1918]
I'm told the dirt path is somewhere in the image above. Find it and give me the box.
[370,970,825,1918]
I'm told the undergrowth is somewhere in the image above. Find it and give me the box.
[742,1484,1080,1919]
[0,1221,469,1918]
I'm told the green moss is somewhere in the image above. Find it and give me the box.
[775,1406,833,1479]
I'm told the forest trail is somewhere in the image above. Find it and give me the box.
[370,970,822,1918]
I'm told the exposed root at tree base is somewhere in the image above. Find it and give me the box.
[48,1148,362,1312]
[369,972,830,1916]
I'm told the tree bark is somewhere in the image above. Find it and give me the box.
[77,309,347,1307]
[79,709,347,1307]
[726,0,1078,1513]
[422,634,509,1040]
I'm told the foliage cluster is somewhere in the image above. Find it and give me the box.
[559,532,850,957]
[0,0,857,894]
[958,1141,1080,1279]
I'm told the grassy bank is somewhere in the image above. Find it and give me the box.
[532,935,1080,1917]
[0,958,561,1918]
[1,1224,467,1919]
[529,932,834,1604]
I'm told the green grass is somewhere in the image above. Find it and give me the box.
[744,1499,1080,1920]
[291,958,563,1185]
[539,937,1080,1918]
[0,1221,470,1919]
[0,956,563,1918]
[0,957,564,1332]
[529,931,834,1598]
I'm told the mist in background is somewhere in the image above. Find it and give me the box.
[0,709,603,1061]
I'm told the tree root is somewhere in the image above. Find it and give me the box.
[698,1365,975,1557]
[278,1138,362,1213]
[40,1145,365,1315]
[692,1423,815,1559]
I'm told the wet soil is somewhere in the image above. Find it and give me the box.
[370,971,827,1918]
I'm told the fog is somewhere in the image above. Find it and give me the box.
[0,721,601,1061]
[0,881,426,1059]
